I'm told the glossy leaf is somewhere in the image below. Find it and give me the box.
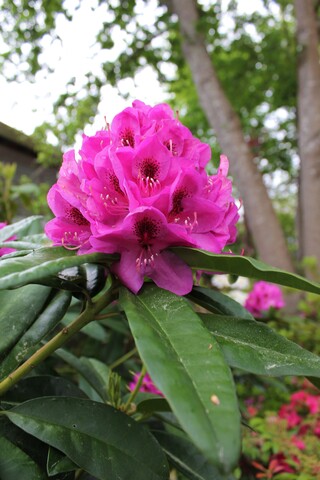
[153,431,230,480]
[201,313,320,377]
[0,284,51,359]
[2,375,87,404]
[55,349,110,402]
[0,216,43,243]
[120,285,241,473]
[0,414,49,475]
[136,397,171,415]
[0,290,72,379]
[0,240,45,250]
[188,286,254,319]
[6,396,169,480]
[0,246,117,290]
[0,436,46,480]
[47,446,77,476]
[174,247,320,294]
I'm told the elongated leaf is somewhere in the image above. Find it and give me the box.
[47,446,77,476]
[136,397,171,415]
[201,313,320,377]
[0,247,118,290]
[174,247,320,294]
[0,216,43,242]
[188,286,254,319]
[120,285,241,473]
[153,431,231,480]
[2,375,87,403]
[55,349,110,402]
[0,241,45,250]
[0,290,72,379]
[0,436,46,480]
[0,285,51,358]
[6,397,169,480]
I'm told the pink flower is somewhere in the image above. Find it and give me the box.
[291,435,306,450]
[0,222,16,256]
[268,453,298,474]
[45,101,239,295]
[244,281,285,317]
[314,420,320,437]
[290,390,320,415]
[129,372,163,396]
[278,404,302,428]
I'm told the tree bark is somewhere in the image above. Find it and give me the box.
[295,0,320,272]
[169,0,294,272]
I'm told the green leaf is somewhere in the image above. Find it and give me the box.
[174,248,320,294]
[0,290,72,379]
[188,286,254,319]
[55,349,110,402]
[0,240,45,250]
[0,246,118,290]
[6,396,169,480]
[153,431,231,480]
[136,397,171,415]
[0,216,43,243]
[47,446,77,476]
[2,375,87,404]
[201,313,320,377]
[0,436,46,480]
[0,284,51,358]
[120,285,241,473]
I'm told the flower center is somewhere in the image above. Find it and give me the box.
[164,139,178,156]
[66,207,90,226]
[134,217,160,246]
[170,188,188,216]
[134,217,160,272]
[99,172,128,215]
[138,158,161,195]
[120,128,135,147]
[108,172,123,194]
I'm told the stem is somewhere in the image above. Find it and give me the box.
[123,364,147,413]
[0,281,117,397]
[109,347,138,370]
[95,312,119,320]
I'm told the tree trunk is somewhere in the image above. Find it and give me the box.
[295,0,320,273]
[169,0,294,272]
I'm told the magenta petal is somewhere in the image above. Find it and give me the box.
[112,249,144,294]
[149,250,193,295]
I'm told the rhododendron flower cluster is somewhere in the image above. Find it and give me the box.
[45,101,239,295]
[244,280,285,317]
[0,222,16,257]
[128,372,163,396]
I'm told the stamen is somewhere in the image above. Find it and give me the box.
[138,175,161,196]
[61,240,82,251]
[103,116,110,131]
[100,192,128,214]
[136,245,157,273]
[183,212,198,232]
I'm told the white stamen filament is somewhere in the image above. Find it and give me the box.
[184,212,198,232]
[136,246,158,272]
[139,176,161,196]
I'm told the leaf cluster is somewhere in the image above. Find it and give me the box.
[0,216,320,478]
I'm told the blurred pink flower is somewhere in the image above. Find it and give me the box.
[291,435,306,450]
[45,101,239,295]
[244,281,285,317]
[0,222,16,256]
[290,390,320,415]
[129,372,163,396]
